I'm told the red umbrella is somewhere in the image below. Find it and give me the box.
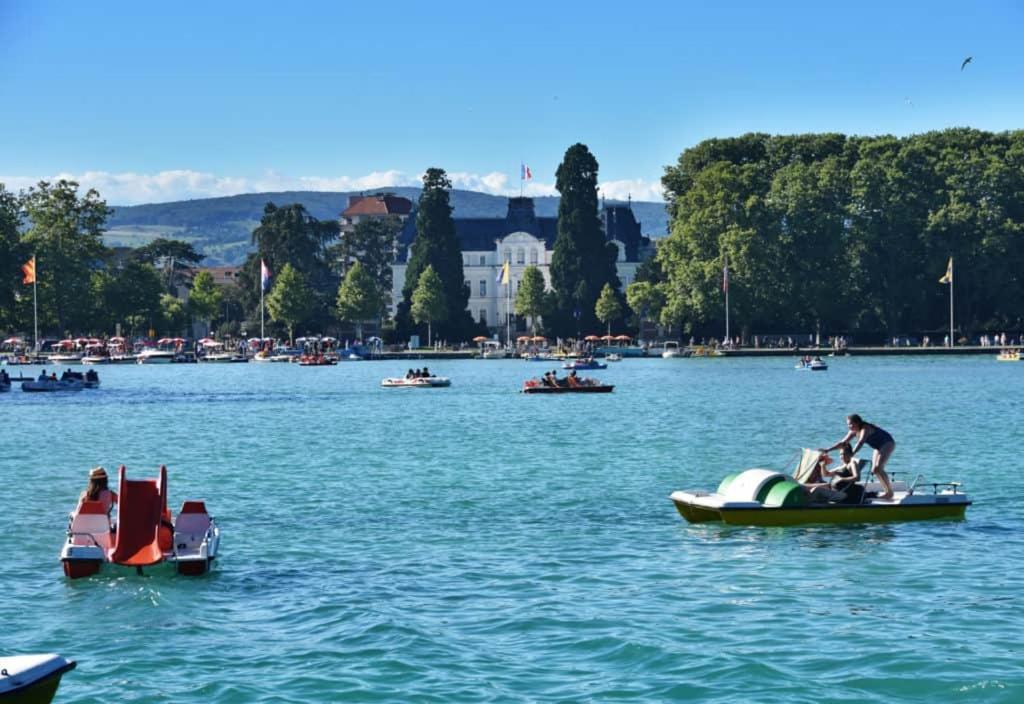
[600,335,615,341]
[615,334,632,341]
[2,337,23,344]
[109,336,126,343]
[157,338,172,344]
[57,339,75,348]
[584,335,600,342]
[472,336,490,343]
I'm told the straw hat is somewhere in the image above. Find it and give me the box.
[89,467,107,480]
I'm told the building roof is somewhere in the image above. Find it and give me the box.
[342,193,413,217]
[395,197,646,263]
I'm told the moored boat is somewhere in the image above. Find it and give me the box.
[136,348,176,364]
[997,349,1020,362]
[563,358,607,370]
[0,653,76,703]
[669,452,970,527]
[795,358,828,371]
[21,378,83,392]
[381,376,451,388]
[605,353,622,362]
[60,464,219,578]
[661,341,683,358]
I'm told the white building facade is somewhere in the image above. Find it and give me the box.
[391,197,649,336]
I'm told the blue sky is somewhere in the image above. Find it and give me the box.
[1,0,1021,204]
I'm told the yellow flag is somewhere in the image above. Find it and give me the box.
[500,261,510,285]
[939,257,953,284]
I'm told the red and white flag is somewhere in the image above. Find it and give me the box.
[521,163,532,181]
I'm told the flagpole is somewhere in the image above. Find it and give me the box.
[260,280,265,341]
[949,258,954,347]
[724,254,730,345]
[33,276,38,354]
[506,276,511,346]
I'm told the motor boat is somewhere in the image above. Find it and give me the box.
[0,653,76,703]
[479,341,508,359]
[136,348,176,364]
[605,353,623,362]
[299,355,337,366]
[381,376,451,388]
[60,465,219,578]
[669,449,970,526]
[522,377,613,393]
[661,341,684,358]
[563,358,607,370]
[21,378,84,392]
[796,358,828,371]
[199,352,248,363]
[47,354,82,364]
[997,349,1020,362]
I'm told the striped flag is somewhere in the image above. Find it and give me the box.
[496,261,510,285]
[261,260,272,291]
[21,256,36,285]
[521,164,532,181]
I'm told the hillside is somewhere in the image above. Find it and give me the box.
[105,189,668,265]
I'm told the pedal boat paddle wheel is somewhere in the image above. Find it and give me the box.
[670,450,970,527]
[0,654,76,704]
[60,465,220,578]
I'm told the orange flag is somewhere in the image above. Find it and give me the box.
[21,256,36,285]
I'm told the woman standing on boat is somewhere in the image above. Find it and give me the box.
[821,414,895,499]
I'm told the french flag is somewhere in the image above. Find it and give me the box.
[521,163,532,181]
[261,260,272,291]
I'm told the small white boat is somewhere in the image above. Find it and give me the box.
[661,341,683,358]
[200,352,248,363]
[606,353,622,362]
[136,349,176,364]
[796,359,828,371]
[81,355,111,365]
[48,354,82,364]
[997,349,1020,362]
[381,376,452,388]
[0,653,76,703]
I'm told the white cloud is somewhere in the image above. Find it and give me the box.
[0,169,664,204]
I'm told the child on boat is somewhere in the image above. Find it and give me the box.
[79,467,118,514]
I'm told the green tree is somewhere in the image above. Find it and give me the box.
[266,263,313,344]
[0,185,25,331]
[92,260,164,334]
[411,265,447,346]
[130,238,204,293]
[550,144,620,336]
[328,215,401,298]
[626,280,665,339]
[335,261,383,340]
[595,283,623,337]
[188,270,222,333]
[160,293,187,336]
[397,168,475,342]
[20,180,110,334]
[514,265,547,335]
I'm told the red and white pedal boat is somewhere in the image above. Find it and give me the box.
[60,465,220,578]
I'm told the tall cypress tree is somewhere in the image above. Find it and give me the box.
[549,144,620,337]
[396,168,475,342]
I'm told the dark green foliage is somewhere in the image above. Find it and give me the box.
[397,169,478,342]
[549,144,621,337]
[0,185,25,330]
[328,216,401,296]
[130,237,204,292]
[660,128,1024,339]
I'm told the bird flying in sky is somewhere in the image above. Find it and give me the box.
[961,56,973,71]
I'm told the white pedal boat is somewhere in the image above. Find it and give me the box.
[60,465,219,578]
[0,654,76,703]
[381,376,451,388]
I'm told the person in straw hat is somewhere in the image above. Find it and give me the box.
[79,466,118,513]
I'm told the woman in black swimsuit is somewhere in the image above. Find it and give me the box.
[821,413,895,499]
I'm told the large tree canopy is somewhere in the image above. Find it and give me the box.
[549,143,620,337]
[660,128,1024,340]
[397,168,477,342]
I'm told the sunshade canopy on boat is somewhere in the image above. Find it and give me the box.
[109,336,126,343]
[2,337,23,344]
[584,335,600,341]
[198,338,216,345]
[615,335,632,341]
[56,339,75,348]
[530,336,546,342]
[321,336,337,342]
[600,335,615,341]
[516,335,531,342]
[473,336,490,342]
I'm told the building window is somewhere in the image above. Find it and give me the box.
[479,309,487,325]
[464,279,470,292]
[516,248,525,264]
[503,248,511,263]
[530,249,538,264]
[479,255,486,266]
[479,280,487,297]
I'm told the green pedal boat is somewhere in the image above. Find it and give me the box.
[670,452,970,527]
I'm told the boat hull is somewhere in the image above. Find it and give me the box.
[671,497,970,526]
[522,385,614,394]
[0,655,76,704]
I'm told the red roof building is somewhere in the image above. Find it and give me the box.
[340,193,413,233]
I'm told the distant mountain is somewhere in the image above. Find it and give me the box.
[105,189,668,265]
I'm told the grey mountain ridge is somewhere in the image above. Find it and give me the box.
[105,188,668,266]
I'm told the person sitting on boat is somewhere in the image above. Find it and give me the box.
[567,369,581,388]
[38,369,49,381]
[543,371,559,388]
[405,369,415,379]
[50,372,58,381]
[85,369,98,382]
[78,466,118,514]
[803,443,862,504]
[422,367,431,377]
[0,369,9,384]
[820,414,895,500]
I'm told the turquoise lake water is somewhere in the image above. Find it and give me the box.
[2,356,1022,702]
